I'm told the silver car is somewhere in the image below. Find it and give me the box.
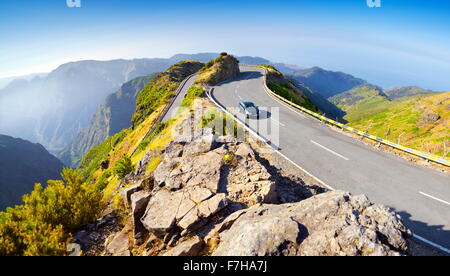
[239,101,260,119]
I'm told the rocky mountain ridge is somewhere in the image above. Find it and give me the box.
[71,102,412,256]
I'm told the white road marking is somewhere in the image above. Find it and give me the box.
[419,192,450,206]
[210,70,450,255]
[310,140,350,161]
[238,95,243,100]
[413,234,450,254]
[271,118,285,127]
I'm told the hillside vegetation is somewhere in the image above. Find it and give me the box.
[331,86,450,158]
[0,60,205,255]
[287,66,367,99]
[329,85,388,114]
[384,86,435,100]
[132,60,204,126]
[260,65,318,112]
[195,53,240,86]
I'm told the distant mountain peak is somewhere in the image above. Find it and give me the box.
[383,86,435,100]
[288,67,368,99]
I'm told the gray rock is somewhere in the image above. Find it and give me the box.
[212,211,300,256]
[105,230,130,256]
[235,143,255,159]
[67,243,82,256]
[212,191,411,256]
[120,184,142,207]
[141,190,183,237]
[130,190,152,245]
[163,236,205,256]
[178,193,229,233]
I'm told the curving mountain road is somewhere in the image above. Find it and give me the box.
[209,66,450,252]
[161,74,199,122]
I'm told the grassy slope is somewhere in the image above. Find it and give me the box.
[132,60,204,126]
[195,54,240,86]
[79,60,205,182]
[258,65,319,112]
[338,89,450,158]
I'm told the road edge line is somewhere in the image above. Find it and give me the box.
[208,67,450,255]
[413,234,450,255]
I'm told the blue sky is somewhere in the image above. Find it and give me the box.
[1,0,450,90]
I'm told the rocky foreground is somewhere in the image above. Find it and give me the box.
[72,115,412,256]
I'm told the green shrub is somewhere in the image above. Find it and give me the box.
[0,168,104,256]
[96,169,112,190]
[133,61,204,126]
[181,86,204,107]
[223,153,237,165]
[78,129,129,181]
[113,155,135,180]
[268,81,317,112]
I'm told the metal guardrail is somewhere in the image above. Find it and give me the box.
[258,67,450,167]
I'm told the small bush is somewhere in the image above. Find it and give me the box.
[181,86,204,107]
[0,168,104,256]
[113,155,135,180]
[96,169,112,190]
[223,153,238,166]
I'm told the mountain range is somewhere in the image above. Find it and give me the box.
[0,134,64,210]
[0,52,443,168]
[0,53,303,158]
[287,67,368,99]
[57,74,158,167]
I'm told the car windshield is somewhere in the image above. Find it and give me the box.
[244,102,255,108]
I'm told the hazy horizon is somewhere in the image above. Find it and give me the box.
[1,0,450,90]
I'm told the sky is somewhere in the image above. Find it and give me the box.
[0,0,450,90]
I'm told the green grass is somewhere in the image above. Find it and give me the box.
[77,129,130,181]
[343,91,450,157]
[268,81,317,112]
[135,120,172,154]
[181,86,204,107]
[132,60,204,126]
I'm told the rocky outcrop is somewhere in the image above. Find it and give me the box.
[421,112,441,123]
[210,191,411,256]
[92,114,411,256]
[196,53,240,86]
[162,237,205,256]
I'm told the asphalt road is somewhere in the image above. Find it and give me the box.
[209,66,450,252]
[162,74,199,122]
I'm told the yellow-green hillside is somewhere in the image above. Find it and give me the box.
[333,87,450,158]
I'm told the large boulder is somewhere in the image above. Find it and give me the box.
[154,146,225,192]
[105,228,131,256]
[211,191,411,256]
[141,190,183,237]
[130,190,151,245]
[163,237,205,256]
[141,188,229,239]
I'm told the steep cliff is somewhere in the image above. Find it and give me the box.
[70,98,412,257]
[58,74,158,167]
[0,135,64,210]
